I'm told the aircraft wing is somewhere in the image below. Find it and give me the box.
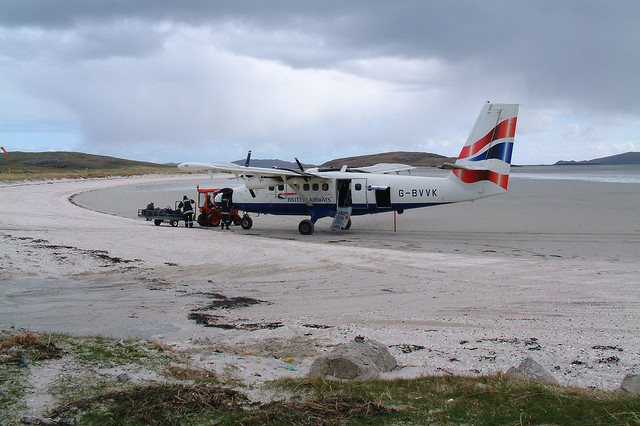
[178,161,319,178]
[353,163,416,174]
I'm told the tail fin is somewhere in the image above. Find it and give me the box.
[443,103,519,190]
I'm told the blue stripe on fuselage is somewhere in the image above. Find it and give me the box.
[234,202,450,218]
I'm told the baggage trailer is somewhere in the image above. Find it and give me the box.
[138,201,184,227]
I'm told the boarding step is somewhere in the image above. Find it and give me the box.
[330,207,352,231]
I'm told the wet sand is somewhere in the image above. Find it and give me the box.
[1,173,638,390]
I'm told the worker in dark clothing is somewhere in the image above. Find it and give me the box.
[145,202,154,220]
[178,195,195,228]
[220,190,232,230]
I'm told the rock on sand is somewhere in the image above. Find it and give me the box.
[505,357,557,384]
[620,374,640,394]
[310,337,398,381]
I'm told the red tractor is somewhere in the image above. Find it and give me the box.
[196,187,242,227]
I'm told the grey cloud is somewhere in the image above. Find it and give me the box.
[5,1,638,108]
[1,1,638,163]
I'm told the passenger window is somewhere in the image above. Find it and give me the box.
[268,186,274,191]
[312,183,319,191]
[278,184,285,191]
[322,183,329,191]
[355,183,362,191]
[303,183,310,191]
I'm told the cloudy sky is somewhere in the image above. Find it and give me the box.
[1,1,638,165]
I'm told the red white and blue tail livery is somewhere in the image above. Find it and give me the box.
[442,102,518,192]
[178,102,519,234]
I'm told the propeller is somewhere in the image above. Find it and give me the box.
[244,150,252,167]
[294,157,311,181]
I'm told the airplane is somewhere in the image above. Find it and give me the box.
[178,102,519,235]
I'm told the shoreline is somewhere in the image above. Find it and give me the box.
[1,174,638,392]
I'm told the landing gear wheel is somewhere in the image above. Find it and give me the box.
[208,214,220,227]
[154,219,162,226]
[342,218,352,230]
[233,216,242,226]
[240,215,253,230]
[170,220,178,227]
[197,213,208,227]
[298,219,314,235]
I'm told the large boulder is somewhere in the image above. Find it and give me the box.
[620,374,640,394]
[505,357,557,384]
[310,337,398,381]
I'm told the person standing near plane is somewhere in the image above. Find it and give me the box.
[145,202,154,221]
[220,190,232,230]
[178,195,195,228]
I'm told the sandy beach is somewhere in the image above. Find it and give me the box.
[1,171,639,391]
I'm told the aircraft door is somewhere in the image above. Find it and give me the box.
[374,187,391,207]
[336,179,368,208]
[336,179,352,207]
[350,178,368,207]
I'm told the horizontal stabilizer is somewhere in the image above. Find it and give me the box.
[439,162,486,171]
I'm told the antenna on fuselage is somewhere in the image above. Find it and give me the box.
[245,150,252,167]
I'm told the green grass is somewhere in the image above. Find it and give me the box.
[45,376,640,425]
[0,331,64,420]
[0,331,216,425]
[274,376,640,425]
[2,331,639,425]
[50,386,392,425]
[51,383,248,425]
[56,335,168,366]
[0,363,28,421]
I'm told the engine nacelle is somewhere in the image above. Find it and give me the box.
[244,176,282,190]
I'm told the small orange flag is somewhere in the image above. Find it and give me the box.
[1,146,7,155]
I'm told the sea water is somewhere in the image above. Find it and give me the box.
[396,164,640,184]
[509,164,640,184]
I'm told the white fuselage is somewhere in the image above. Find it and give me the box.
[178,103,518,233]
[227,170,503,220]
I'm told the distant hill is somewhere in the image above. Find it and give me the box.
[320,151,456,168]
[554,152,640,165]
[0,151,176,180]
[2,151,168,170]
